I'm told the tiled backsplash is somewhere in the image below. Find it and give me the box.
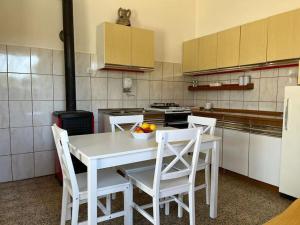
[0,44,193,182]
[194,67,298,112]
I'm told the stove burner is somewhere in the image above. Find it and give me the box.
[150,102,179,108]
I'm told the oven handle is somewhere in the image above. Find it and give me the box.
[165,111,191,114]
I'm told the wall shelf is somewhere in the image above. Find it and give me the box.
[188,83,254,91]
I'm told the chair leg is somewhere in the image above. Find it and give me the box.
[165,200,170,215]
[106,194,111,215]
[71,197,80,225]
[124,184,133,225]
[112,193,116,200]
[188,189,195,225]
[205,165,211,205]
[60,186,69,225]
[178,194,183,218]
[153,197,160,225]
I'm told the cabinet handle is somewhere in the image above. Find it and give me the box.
[284,98,289,131]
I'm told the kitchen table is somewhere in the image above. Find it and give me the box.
[68,130,221,225]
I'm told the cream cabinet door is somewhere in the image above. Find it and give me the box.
[131,27,154,68]
[182,39,198,73]
[217,27,241,68]
[267,11,295,61]
[292,9,300,59]
[104,22,131,66]
[240,19,268,65]
[198,33,218,70]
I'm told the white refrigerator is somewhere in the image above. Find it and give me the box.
[279,86,300,198]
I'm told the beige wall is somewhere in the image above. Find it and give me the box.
[196,0,300,37]
[0,0,196,63]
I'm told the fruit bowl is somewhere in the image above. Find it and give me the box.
[131,123,157,140]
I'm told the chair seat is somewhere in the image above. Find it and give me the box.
[127,168,190,198]
[119,159,156,174]
[76,169,130,199]
[169,155,209,171]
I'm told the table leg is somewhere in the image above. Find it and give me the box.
[88,159,97,225]
[210,140,219,218]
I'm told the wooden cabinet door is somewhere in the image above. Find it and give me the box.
[198,33,218,70]
[223,129,249,176]
[292,9,300,58]
[104,22,131,66]
[267,11,294,61]
[217,27,241,68]
[240,19,268,65]
[249,134,281,186]
[131,27,154,68]
[182,38,198,73]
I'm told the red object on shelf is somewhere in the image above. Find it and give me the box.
[188,83,254,91]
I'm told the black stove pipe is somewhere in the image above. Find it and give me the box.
[62,0,76,111]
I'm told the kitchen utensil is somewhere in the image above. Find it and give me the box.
[204,102,213,110]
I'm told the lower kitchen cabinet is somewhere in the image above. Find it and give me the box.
[223,129,249,176]
[215,127,223,167]
[249,134,281,186]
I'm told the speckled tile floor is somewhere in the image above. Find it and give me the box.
[0,171,292,225]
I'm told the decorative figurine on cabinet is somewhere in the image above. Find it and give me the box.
[116,8,131,26]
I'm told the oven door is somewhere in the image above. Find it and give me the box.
[164,112,191,129]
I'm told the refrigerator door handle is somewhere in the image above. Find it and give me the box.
[284,98,289,131]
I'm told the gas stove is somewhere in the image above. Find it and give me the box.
[147,103,191,114]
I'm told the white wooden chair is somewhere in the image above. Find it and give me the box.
[168,115,216,217]
[52,124,133,225]
[109,115,156,175]
[127,128,203,225]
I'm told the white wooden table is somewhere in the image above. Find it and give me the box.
[68,130,221,225]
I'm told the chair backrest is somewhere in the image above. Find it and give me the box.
[109,115,144,132]
[188,115,216,135]
[153,128,203,193]
[51,124,79,194]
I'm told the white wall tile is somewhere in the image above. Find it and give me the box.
[76,77,91,100]
[34,126,54,152]
[162,81,174,100]
[0,101,9,128]
[107,100,122,108]
[196,90,207,100]
[9,101,32,127]
[230,101,243,109]
[0,129,10,156]
[123,72,137,79]
[259,78,278,102]
[8,73,31,100]
[245,71,260,79]
[150,62,163,80]
[259,102,276,111]
[260,69,278,78]
[107,70,123,78]
[0,73,8,100]
[32,75,53,100]
[218,100,230,109]
[34,150,55,177]
[54,101,65,111]
[277,76,297,102]
[137,80,150,100]
[278,66,298,77]
[107,78,122,100]
[276,102,284,112]
[53,76,65,100]
[91,100,107,120]
[137,100,150,108]
[173,82,184,100]
[207,91,218,101]
[149,81,162,100]
[183,82,194,100]
[53,50,64,75]
[12,153,34,180]
[244,79,260,102]
[123,100,137,108]
[7,46,30,73]
[10,127,33,154]
[136,72,150,80]
[31,48,52,75]
[173,63,183,81]
[0,45,7,73]
[0,155,12,182]
[76,100,91,111]
[33,101,53,126]
[243,101,259,110]
[75,52,91,76]
[91,77,107,100]
[162,62,174,81]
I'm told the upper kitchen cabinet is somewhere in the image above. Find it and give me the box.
[131,27,154,68]
[240,19,268,65]
[217,27,241,68]
[267,9,300,61]
[182,38,199,73]
[97,22,154,71]
[198,33,218,71]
